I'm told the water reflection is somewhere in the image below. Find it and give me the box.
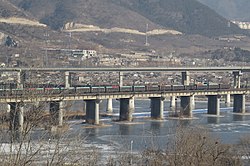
[150,122,163,135]
[119,124,131,135]
[85,127,99,137]
[179,119,191,126]
[233,114,244,121]
[207,117,220,124]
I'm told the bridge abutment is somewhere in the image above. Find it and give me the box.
[180,96,192,117]
[119,97,134,121]
[9,102,24,132]
[49,101,64,126]
[233,94,245,113]
[85,99,100,125]
[207,95,220,115]
[150,97,164,119]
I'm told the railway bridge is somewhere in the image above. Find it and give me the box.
[0,67,249,132]
[1,84,249,132]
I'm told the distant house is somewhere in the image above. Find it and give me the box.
[232,21,250,29]
[81,50,97,60]
[49,49,97,59]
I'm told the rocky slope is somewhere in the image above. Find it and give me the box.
[10,0,243,36]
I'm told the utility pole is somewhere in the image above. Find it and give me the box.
[145,24,149,46]
[130,140,133,165]
[44,31,49,67]
[68,32,72,50]
[67,32,72,62]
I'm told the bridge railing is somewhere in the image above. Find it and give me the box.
[0,84,236,98]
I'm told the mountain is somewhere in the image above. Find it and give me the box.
[0,0,249,68]
[10,0,242,37]
[0,0,47,40]
[0,0,45,49]
[0,0,76,67]
[111,0,243,36]
[197,0,250,21]
[0,0,29,18]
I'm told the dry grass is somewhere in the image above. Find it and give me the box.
[0,17,47,27]
[63,23,182,35]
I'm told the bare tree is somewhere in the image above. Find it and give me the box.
[166,126,241,166]
[0,70,100,165]
[107,125,242,166]
[238,135,250,165]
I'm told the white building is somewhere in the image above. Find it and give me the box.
[81,50,97,60]
[232,21,250,29]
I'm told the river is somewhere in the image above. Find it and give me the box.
[66,99,250,153]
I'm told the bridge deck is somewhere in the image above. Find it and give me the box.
[1,66,250,72]
[0,87,249,103]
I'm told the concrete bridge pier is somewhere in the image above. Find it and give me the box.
[119,71,123,87]
[65,71,72,88]
[9,103,24,132]
[181,71,190,85]
[49,101,64,126]
[233,94,245,113]
[225,94,231,107]
[170,96,176,109]
[150,97,164,119]
[106,98,113,113]
[17,70,26,89]
[119,97,134,121]
[82,101,86,113]
[207,95,220,115]
[233,71,242,88]
[181,71,192,117]
[85,99,100,125]
[7,104,11,113]
[191,95,195,109]
[180,96,192,117]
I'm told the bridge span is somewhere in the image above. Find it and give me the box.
[2,85,248,132]
[1,66,250,72]
[0,66,249,132]
[0,66,246,91]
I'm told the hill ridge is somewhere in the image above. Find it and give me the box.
[7,0,244,37]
